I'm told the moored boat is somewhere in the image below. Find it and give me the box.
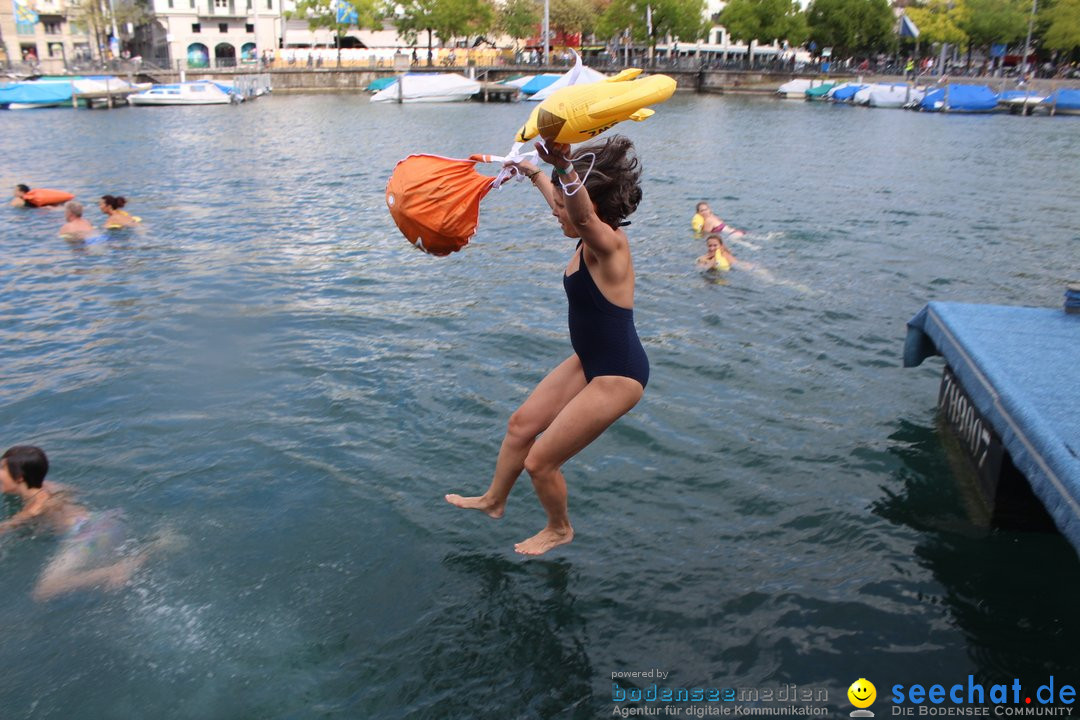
[919,84,998,113]
[805,83,837,100]
[998,89,1048,114]
[0,80,73,109]
[129,81,233,106]
[776,79,815,99]
[828,83,866,103]
[370,73,481,103]
[868,84,924,108]
[527,66,606,102]
[1041,88,1080,115]
[515,74,561,97]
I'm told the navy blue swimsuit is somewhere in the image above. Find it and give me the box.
[563,242,649,388]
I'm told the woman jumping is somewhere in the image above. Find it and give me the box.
[445,135,648,556]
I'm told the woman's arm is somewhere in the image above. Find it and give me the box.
[536,141,621,257]
[517,161,559,212]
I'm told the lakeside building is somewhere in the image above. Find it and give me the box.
[147,0,284,69]
[0,0,793,73]
[1,0,95,73]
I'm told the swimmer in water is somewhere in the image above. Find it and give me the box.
[692,202,744,238]
[0,446,147,600]
[11,184,31,207]
[445,135,648,556]
[697,234,735,271]
[58,201,94,241]
[99,194,139,228]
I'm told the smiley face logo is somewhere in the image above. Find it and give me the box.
[848,679,876,709]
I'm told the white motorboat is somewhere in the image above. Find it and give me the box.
[129,81,233,106]
[776,79,825,99]
[370,73,481,103]
[998,90,1048,114]
[867,84,924,108]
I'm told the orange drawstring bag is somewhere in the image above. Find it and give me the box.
[386,154,498,257]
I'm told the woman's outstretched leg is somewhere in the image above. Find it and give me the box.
[515,376,644,555]
[446,355,586,518]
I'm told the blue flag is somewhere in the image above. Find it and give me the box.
[13,0,38,24]
[334,0,358,24]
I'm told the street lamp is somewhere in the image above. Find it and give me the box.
[1020,0,1037,80]
[543,0,549,66]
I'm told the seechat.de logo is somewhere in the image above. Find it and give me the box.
[849,678,877,718]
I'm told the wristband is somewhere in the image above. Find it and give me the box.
[554,163,574,175]
[525,169,540,180]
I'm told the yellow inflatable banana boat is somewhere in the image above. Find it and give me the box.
[515,69,677,145]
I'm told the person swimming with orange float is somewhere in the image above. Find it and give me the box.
[12,184,74,208]
[445,135,648,556]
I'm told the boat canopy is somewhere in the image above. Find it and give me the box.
[919,84,998,112]
[369,73,481,103]
[366,76,397,92]
[518,74,560,96]
[805,83,836,98]
[830,84,865,102]
[0,81,73,105]
[1041,88,1080,112]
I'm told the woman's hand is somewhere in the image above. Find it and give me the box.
[535,140,573,172]
[513,160,541,178]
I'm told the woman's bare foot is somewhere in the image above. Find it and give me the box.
[444,493,505,519]
[514,525,573,556]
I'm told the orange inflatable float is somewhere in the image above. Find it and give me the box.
[24,189,75,207]
[386,154,496,256]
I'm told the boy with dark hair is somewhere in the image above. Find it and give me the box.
[1,445,146,599]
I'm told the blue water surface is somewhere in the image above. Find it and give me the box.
[1,93,1079,719]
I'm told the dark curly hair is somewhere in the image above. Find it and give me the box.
[551,135,642,229]
[101,194,127,210]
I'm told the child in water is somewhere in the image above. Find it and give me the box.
[692,202,744,238]
[0,446,146,600]
[697,234,735,271]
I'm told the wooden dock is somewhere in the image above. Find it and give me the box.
[476,82,520,102]
[71,89,137,109]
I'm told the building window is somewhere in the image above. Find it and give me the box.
[167,0,173,7]
[246,0,251,7]
[187,42,209,67]
[44,21,62,34]
[214,0,227,6]
[245,23,254,32]
[192,22,200,32]
[265,0,271,9]
[218,22,228,32]
[189,0,194,7]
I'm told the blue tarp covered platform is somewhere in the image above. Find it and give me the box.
[0,81,73,106]
[919,83,998,112]
[904,301,1080,553]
